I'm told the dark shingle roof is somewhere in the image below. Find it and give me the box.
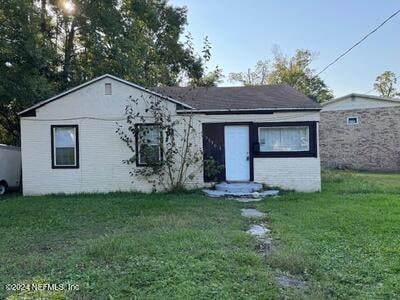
[152,85,320,111]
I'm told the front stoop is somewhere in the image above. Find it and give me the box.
[202,182,279,199]
[215,182,263,193]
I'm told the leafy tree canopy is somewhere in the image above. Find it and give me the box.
[373,71,399,98]
[0,0,214,145]
[229,48,334,103]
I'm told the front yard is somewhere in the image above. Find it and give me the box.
[1,170,400,299]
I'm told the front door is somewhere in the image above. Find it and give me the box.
[224,125,250,181]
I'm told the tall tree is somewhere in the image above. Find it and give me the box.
[188,36,223,87]
[228,60,269,86]
[0,0,212,145]
[229,49,333,103]
[0,0,57,145]
[373,71,399,98]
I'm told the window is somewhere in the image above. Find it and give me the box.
[51,125,79,168]
[259,126,309,152]
[347,117,359,125]
[105,83,112,95]
[253,122,317,158]
[136,124,162,165]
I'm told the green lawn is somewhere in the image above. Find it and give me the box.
[257,170,400,299]
[1,170,400,299]
[0,191,275,299]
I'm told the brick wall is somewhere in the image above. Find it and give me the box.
[254,157,321,192]
[320,106,400,171]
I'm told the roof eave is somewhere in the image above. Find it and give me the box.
[322,93,400,106]
[176,107,321,114]
[19,74,194,117]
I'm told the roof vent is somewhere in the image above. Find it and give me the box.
[105,83,112,95]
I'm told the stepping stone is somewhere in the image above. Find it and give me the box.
[241,208,266,218]
[246,224,270,237]
[276,275,306,289]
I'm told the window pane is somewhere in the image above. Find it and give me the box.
[55,127,76,148]
[259,126,309,152]
[56,148,75,165]
[139,144,160,165]
[138,125,161,165]
[347,117,358,125]
[54,127,76,166]
[144,127,160,145]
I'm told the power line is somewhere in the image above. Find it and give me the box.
[316,8,400,77]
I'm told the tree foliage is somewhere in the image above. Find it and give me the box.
[187,36,223,87]
[373,71,399,98]
[0,0,57,144]
[0,0,214,145]
[229,49,333,103]
[228,60,269,86]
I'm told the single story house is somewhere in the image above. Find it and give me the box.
[19,74,321,195]
[320,93,400,170]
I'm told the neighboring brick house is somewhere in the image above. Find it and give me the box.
[320,93,400,171]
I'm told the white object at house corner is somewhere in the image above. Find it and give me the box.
[0,144,21,195]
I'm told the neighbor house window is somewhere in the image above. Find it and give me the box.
[258,126,309,152]
[347,117,359,125]
[51,125,79,168]
[136,124,162,165]
[105,83,112,95]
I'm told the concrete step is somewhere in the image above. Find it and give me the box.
[215,182,263,193]
[202,189,279,199]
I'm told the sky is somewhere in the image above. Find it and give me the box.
[169,0,400,97]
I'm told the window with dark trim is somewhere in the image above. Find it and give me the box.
[347,116,359,125]
[135,124,162,166]
[51,125,79,168]
[252,122,317,158]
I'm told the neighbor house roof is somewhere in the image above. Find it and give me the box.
[152,85,321,112]
[322,93,400,106]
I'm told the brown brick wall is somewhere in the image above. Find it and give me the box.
[320,106,400,171]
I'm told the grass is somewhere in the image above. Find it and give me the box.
[0,192,275,299]
[1,170,400,299]
[257,170,400,299]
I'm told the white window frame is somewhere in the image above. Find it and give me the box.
[258,125,310,152]
[347,116,359,125]
[52,125,78,168]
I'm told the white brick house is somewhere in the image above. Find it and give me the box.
[19,74,321,195]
